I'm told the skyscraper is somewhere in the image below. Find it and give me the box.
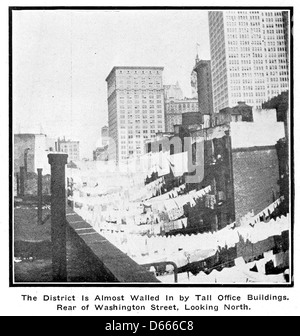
[106,66,165,162]
[208,10,289,113]
[193,59,214,116]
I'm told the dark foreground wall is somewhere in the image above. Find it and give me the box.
[66,207,160,283]
[232,146,280,224]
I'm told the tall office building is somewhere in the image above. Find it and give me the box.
[208,10,289,113]
[193,59,214,116]
[106,66,165,162]
[57,137,80,162]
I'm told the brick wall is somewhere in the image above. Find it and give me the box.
[232,146,280,224]
[66,207,160,283]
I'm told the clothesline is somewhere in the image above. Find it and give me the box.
[76,201,289,269]
[69,162,290,276]
[141,151,189,179]
[130,177,165,202]
[72,184,213,227]
[157,252,289,284]
[143,184,186,205]
[143,185,212,216]
[240,196,285,226]
[72,191,287,246]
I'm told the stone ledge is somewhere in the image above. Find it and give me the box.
[66,207,160,283]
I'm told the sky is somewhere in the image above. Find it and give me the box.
[13,9,211,159]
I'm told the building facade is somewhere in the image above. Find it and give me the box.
[164,83,199,133]
[14,133,54,175]
[106,66,165,162]
[219,101,254,123]
[57,137,80,162]
[145,106,285,232]
[101,126,109,147]
[93,146,109,161]
[208,10,289,113]
[193,59,214,116]
[164,98,199,133]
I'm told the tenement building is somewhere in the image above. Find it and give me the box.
[208,10,289,113]
[106,66,165,163]
[144,105,285,231]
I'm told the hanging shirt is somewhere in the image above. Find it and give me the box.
[169,152,189,177]
[181,218,188,229]
[189,196,196,208]
[157,151,171,177]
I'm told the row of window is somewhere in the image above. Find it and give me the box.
[117,69,161,75]
[119,97,162,102]
[119,94,161,98]
[124,112,163,118]
[120,120,164,125]
[120,114,163,119]
[119,104,162,109]
[117,79,162,85]
[61,148,78,153]
[230,85,269,91]
[227,27,263,33]
[167,102,198,109]
[117,84,162,89]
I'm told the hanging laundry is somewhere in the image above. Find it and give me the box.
[263,250,275,263]
[255,259,267,275]
[189,196,196,208]
[164,222,176,233]
[157,151,171,177]
[274,252,285,268]
[169,152,189,177]
[173,219,184,230]
[234,257,246,269]
[164,199,177,212]
[189,189,197,198]
[174,195,189,208]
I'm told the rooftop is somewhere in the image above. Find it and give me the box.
[166,97,199,102]
[193,59,211,71]
[14,133,47,137]
[106,66,164,81]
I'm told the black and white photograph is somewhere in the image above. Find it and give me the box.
[9,6,293,289]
